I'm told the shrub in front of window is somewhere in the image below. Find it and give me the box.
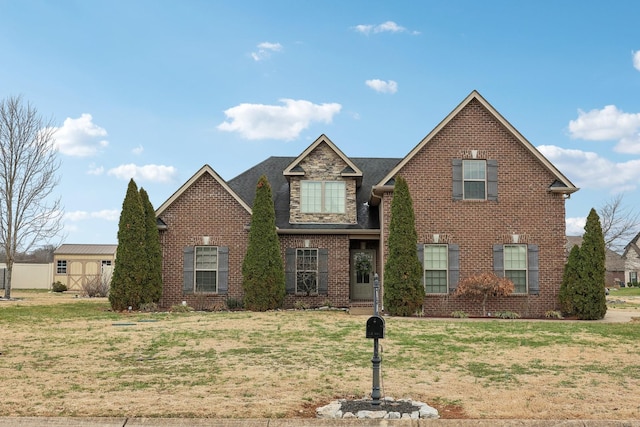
[454,272,514,317]
[242,175,286,311]
[383,176,425,316]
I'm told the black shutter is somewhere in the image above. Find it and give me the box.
[452,159,463,200]
[487,160,498,201]
[183,246,194,294]
[318,249,329,295]
[448,244,460,292]
[493,244,504,277]
[217,246,229,294]
[285,248,296,294]
[528,244,539,295]
[417,243,425,292]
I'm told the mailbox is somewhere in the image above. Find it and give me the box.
[366,315,385,339]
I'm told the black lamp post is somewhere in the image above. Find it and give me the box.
[371,273,382,405]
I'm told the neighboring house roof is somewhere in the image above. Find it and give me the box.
[622,231,640,259]
[376,90,579,195]
[54,244,117,256]
[565,236,625,272]
[227,156,401,231]
[155,164,252,217]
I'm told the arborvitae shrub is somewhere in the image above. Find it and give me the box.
[109,179,148,311]
[383,176,424,316]
[242,175,285,311]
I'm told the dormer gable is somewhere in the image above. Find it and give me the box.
[284,134,363,186]
[284,134,360,225]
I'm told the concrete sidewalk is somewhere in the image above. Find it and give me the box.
[0,418,639,427]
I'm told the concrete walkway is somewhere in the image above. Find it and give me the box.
[0,418,639,426]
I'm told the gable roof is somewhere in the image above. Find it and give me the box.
[54,244,117,256]
[155,164,252,217]
[283,134,363,184]
[622,231,640,259]
[375,90,579,195]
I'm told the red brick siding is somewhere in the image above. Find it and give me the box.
[279,234,352,308]
[380,99,567,317]
[158,173,251,309]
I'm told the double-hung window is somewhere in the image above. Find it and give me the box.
[194,246,218,293]
[503,244,527,293]
[424,245,448,294]
[463,160,486,200]
[296,249,318,294]
[301,181,346,213]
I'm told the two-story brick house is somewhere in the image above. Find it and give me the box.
[156,91,578,317]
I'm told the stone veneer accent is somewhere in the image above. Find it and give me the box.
[289,142,357,224]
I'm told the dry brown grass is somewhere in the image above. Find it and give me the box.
[1,290,639,420]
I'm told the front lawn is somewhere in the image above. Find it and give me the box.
[0,290,639,420]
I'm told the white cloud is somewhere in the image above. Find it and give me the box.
[365,79,398,94]
[633,50,640,71]
[87,164,104,175]
[538,145,640,191]
[51,114,108,157]
[353,21,411,35]
[566,217,586,236]
[217,99,342,140]
[568,105,640,153]
[107,164,178,183]
[64,209,119,222]
[132,145,144,155]
[251,41,283,61]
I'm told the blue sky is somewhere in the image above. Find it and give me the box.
[1,0,640,248]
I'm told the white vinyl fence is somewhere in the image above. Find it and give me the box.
[0,263,53,290]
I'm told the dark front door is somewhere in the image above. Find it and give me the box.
[350,249,375,301]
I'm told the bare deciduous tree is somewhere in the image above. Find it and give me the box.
[598,194,640,253]
[0,96,63,299]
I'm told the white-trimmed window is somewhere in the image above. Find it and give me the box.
[296,249,318,294]
[424,245,448,294]
[194,246,218,293]
[463,160,486,200]
[504,244,527,293]
[301,181,346,213]
[57,260,67,274]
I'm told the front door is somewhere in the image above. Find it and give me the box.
[350,249,376,301]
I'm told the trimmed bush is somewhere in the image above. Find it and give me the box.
[51,281,67,293]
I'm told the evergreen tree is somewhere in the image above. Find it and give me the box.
[383,176,424,316]
[109,179,148,311]
[574,208,607,320]
[242,175,285,311]
[140,187,163,303]
[559,244,581,315]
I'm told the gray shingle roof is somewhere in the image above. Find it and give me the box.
[227,156,401,230]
